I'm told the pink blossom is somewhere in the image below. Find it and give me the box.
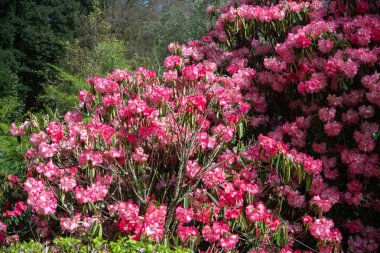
[10,121,29,136]
[286,189,306,208]
[36,160,60,180]
[78,90,95,107]
[102,93,121,107]
[218,234,238,250]
[298,73,328,94]
[206,5,215,14]
[164,55,183,69]
[295,35,312,48]
[302,215,313,224]
[46,121,63,143]
[60,217,80,233]
[324,121,342,136]
[186,160,202,179]
[182,64,206,81]
[38,142,58,159]
[310,196,333,212]
[163,70,178,82]
[108,201,139,221]
[111,68,130,82]
[59,176,77,192]
[27,189,58,216]
[78,150,103,167]
[310,217,341,242]
[74,182,108,204]
[141,204,167,242]
[358,105,375,119]
[64,110,82,124]
[94,77,119,93]
[197,132,216,150]
[318,107,336,122]
[30,132,47,147]
[175,207,194,224]
[202,221,229,243]
[312,142,327,154]
[202,167,226,188]
[264,57,286,72]
[318,39,334,53]
[245,202,267,222]
[342,109,359,125]
[0,222,7,232]
[176,225,199,242]
[344,219,364,233]
[132,147,149,163]
[212,124,234,143]
[2,201,28,218]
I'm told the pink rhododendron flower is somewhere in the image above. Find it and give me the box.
[132,147,149,163]
[324,121,342,136]
[59,176,77,193]
[310,217,342,242]
[246,202,267,222]
[318,38,334,53]
[175,207,194,224]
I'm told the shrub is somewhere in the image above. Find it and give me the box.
[2,0,380,252]
[1,237,188,253]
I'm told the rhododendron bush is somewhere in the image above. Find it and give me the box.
[2,0,380,252]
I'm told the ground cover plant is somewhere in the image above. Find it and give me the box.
[1,0,380,252]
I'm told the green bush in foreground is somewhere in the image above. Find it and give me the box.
[1,237,190,253]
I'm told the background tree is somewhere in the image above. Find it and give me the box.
[0,0,92,110]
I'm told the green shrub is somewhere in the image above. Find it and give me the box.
[1,237,190,253]
[0,240,43,253]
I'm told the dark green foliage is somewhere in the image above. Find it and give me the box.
[0,97,27,181]
[0,0,91,109]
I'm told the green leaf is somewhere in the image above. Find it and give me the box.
[206,192,219,205]
[238,122,245,139]
[305,174,313,192]
[183,195,189,209]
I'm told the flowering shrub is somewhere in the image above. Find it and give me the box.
[2,0,380,252]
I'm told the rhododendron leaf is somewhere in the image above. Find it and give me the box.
[61,193,65,204]
[238,122,244,139]
[372,130,380,141]
[242,19,247,38]
[275,231,282,246]
[190,114,195,128]
[183,196,188,210]
[239,156,247,168]
[240,216,248,231]
[297,165,303,185]
[90,221,103,238]
[275,155,282,177]
[112,135,117,147]
[234,17,239,33]
[342,80,348,91]
[96,135,101,150]
[207,192,219,205]
[305,174,313,192]
[305,49,311,63]
[285,163,291,183]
